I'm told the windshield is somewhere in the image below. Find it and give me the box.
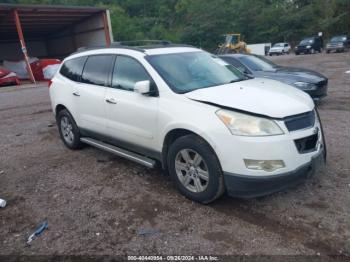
[300,38,314,45]
[330,36,346,42]
[147,51,245,94]
[273,43,284,47]
[238,55,277,71]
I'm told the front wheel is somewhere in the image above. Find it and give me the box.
[167,134,225,203]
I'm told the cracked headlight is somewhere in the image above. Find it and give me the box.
[216,109,284,136]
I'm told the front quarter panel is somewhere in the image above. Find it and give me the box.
[157,94,225,151]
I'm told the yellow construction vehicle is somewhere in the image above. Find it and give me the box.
[216,33,250,54]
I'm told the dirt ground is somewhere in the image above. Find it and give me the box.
[0,52,349,258]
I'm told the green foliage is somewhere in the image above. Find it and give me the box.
[5,0,350,49]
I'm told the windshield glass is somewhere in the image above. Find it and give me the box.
[330,36,346,42]
[273,43,284,47]
[300,38,314,45]
[238,55,277,71]
[147,51,245,93]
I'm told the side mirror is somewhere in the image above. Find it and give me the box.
[134,80,150,95]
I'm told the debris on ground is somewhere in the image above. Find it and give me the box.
[137,228,159,236]
[26,220,48,244]
[0,198,6,208]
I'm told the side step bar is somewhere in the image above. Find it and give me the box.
[80,137,156,168]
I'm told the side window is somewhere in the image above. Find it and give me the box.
[60,56,87,82]
[112,56,151,91]
[81,55,115,87]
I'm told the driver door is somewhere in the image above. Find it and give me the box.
[105,55,159,150]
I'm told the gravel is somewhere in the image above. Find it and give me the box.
[0,52,349,256]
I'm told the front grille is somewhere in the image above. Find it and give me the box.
[294,133,318,154]
[284,111,315,132]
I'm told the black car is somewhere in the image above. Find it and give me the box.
[295,36,323,55]
[326,35,350,53]
[219,54,328,100]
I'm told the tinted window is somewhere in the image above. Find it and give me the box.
[60,56,87,82]
[238,55,277,71]
[112,56,151,91]
[221,57,247,73]
[81,55,115,86]
[330,36,347,42]
[300,38,314,45]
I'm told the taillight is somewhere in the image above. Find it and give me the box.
[48,80,53,88]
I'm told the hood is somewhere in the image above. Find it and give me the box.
[270,47,284,51]
[327,41,344,46]
[253,66,326,84]
[184,78,314,118]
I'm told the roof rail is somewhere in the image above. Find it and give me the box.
[76,44,145,53]
[74,40,195,55]
[112,40,172,47]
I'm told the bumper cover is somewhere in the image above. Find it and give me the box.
[305,85,328,100]
[224,149,325,198]
[326,47,344,51]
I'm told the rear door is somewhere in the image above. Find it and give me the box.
[76,54,115,135]
[55,56,87,121]
[105,55,159,150]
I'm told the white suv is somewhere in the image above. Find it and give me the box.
[49,44,325,203]
[269,42,291,55]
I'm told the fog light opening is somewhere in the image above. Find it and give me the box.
[244,159,285,172]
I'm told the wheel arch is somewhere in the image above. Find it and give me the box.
[161,128,220,171]
[55,104,67,117]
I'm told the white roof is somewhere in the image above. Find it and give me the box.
[65,46,201,62]
[144,46,200,55]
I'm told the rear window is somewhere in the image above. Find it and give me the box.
[81,55,115,87]
[60,56,87,82]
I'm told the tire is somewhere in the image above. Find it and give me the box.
[326,50,330,54]
[57,109,83,150]
[295,52,299,56]
[167,134,225,204]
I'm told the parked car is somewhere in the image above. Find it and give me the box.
[268,42,291,55]
[326,35,350,53]
[49,44,325,203]
[295,36,323,55]
[219,53,328,100]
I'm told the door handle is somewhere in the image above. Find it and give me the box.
[106,98,117,104]
[72,91,80,97]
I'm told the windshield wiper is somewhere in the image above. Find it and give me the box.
[229,78,246,83]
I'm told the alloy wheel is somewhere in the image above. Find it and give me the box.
[60,116,74,144]
[175,149,209,193]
